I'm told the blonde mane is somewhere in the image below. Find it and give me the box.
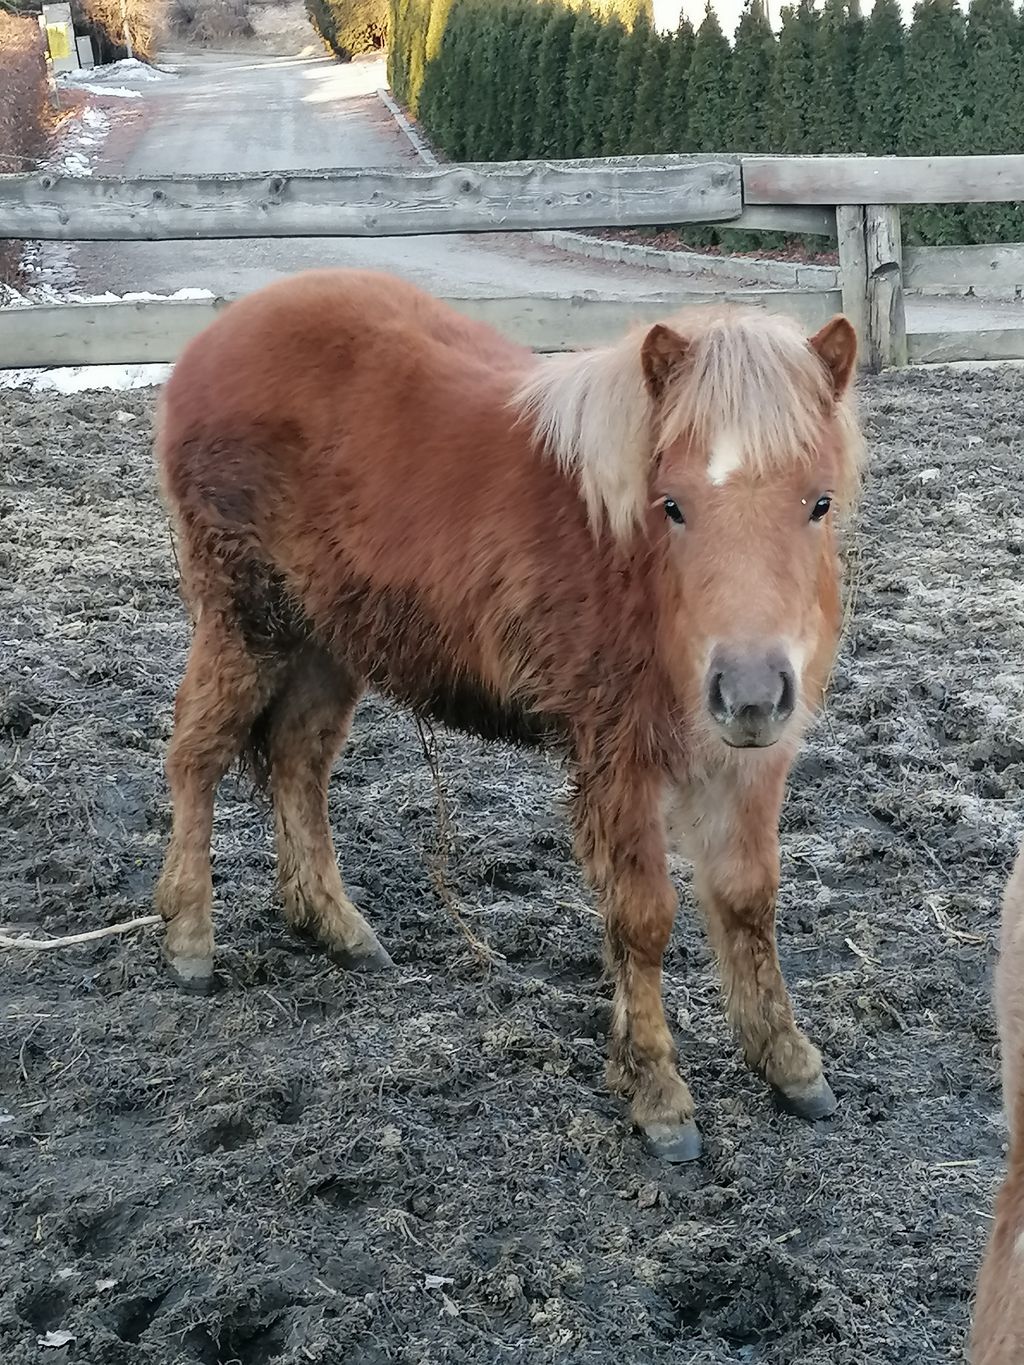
[512,304,863,539]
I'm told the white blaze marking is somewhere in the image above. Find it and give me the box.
[708,432,743,486]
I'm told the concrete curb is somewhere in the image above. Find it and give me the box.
[377,88,439,168]
[374,89,839,289]
[532,229,839,289]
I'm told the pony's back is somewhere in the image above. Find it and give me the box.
[155,269,539,608]
[973,847,1024,1363]
[157,268,529,470]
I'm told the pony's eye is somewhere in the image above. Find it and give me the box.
[663,498,685,525]
[809,495,832,522]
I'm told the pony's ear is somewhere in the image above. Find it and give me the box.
[641,323,690,400]
[808,316,858,399]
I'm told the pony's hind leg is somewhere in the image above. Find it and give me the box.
[573,773,701,1163]
[679,766,836,1121]
[265,649,391,971]
[156,615,274,992]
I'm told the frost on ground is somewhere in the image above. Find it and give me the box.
[45,105,111,177]
[0,369,1023,1364]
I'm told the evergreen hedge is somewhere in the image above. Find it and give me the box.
[390,0,1024,246]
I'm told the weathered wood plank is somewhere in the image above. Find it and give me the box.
[730,204,836,238]
[743,155,1024,205]
[0,289,845,368]
[835,206,867,356]
[904,242,1024,292]
[0,158,741,241]
[864,205,907,370]
[908,328,1024,364]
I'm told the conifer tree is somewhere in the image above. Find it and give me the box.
[460,1,500,156]
[480,2,529,159]
[773,0,818,153]
[731,0,777,150]
[660,15,694,151]
[812,0,862,152]
[607,0,651,27]
[853,0,905,154]
[419,0,473,156]
[964,0,1023,239]
[532,3,578,157]
[687,5,734,153]
[629,25,670,152]
[508,6,548,157]
[565,5,603,156]
[903,0,968,242]
[605,11,653,153]
[721,0,776,252]
[583,16,626,157]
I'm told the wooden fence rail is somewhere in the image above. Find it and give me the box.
[0,288,845,366]
[0,158,741,240]
[743,155,1024,205]
[2,153,1024,372]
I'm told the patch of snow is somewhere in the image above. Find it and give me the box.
[61,83,142,100]
[58,150,94,177]
[57,58,175,98]
[0,363,172,394]
[93,57,176,81]
[8,276,217,306]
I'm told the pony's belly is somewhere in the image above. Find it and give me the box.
[396,675,560,749]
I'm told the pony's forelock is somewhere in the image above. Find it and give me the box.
[512,305,864,538]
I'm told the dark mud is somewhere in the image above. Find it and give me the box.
[1,369,1022,1364]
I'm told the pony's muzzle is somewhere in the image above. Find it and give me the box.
[706,646,796,748]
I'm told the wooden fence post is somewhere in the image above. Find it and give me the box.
[836,205,868,359]
[864,204,908,370]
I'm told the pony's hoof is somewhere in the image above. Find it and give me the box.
[640,1119,703,1163]
[164,954,216,994]
[773,1075,837,1121]
[329,939,394,973]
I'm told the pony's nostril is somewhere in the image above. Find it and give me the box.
[708,671,727,719]
[777,668,796,718]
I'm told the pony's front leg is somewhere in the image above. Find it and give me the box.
[574,780,701,1162]
[681,765,836,1120]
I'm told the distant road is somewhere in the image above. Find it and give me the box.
[67,52,730,302]
[66,50,1024,340]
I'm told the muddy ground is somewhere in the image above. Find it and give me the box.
[1,369,1023,1365]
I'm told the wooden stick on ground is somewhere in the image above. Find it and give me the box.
[0,914,161,951]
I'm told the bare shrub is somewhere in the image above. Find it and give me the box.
[72,0,166,62]
[167,0,255,44]
[0,11,49,283]
[306,0,386,58]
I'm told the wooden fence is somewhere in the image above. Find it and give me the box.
[1,154,1023,371]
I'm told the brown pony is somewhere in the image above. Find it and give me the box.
[972,846,1024,1361]
[154,268,862,1161]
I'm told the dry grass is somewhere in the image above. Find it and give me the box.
[166,0,255,43]
[0,13,50,284]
